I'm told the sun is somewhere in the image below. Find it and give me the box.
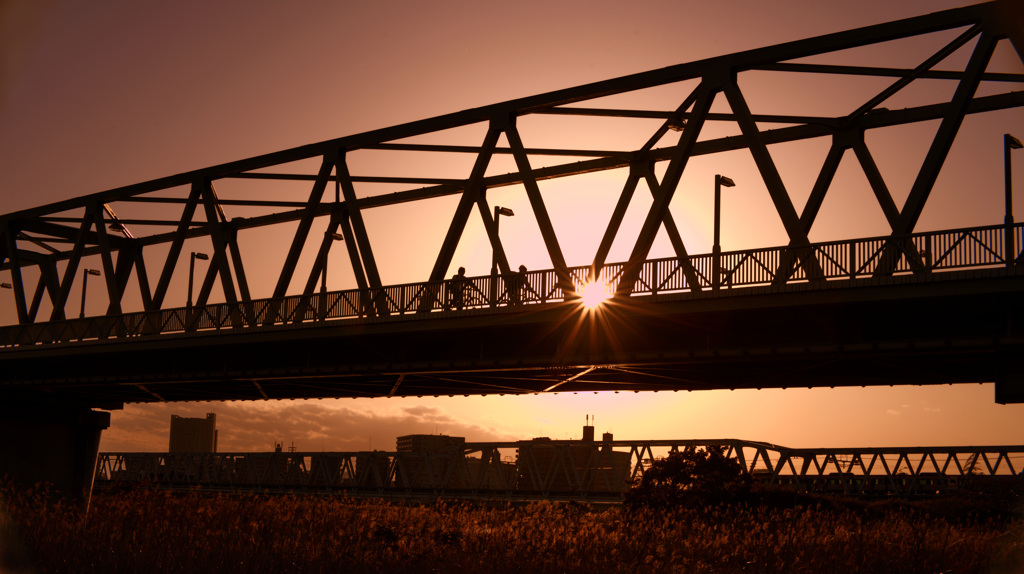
[578,281,612,310]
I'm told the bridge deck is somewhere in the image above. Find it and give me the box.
[1,223,1023,407]
[3,222,1021,347]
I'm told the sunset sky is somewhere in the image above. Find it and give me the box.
[2,0,1023,453]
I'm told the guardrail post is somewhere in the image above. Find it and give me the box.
[848,241,856,279]
[1006,221,1015,269]
[712,246,721,292]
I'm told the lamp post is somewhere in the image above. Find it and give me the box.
[1005,134,1022,268]
[490,206,514,306]
[79,268,101,319]
[188,252,209,310]
[321,232,344,294]
[713,175,736,291]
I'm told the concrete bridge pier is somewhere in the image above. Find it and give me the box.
[996,370,1024,404]
[0,403,110,510]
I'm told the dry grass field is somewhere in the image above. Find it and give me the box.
[2,484,1023,574]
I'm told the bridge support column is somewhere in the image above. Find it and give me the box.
[996,377,1024,404]
[996,352,1024,404]
[0,403,110,510]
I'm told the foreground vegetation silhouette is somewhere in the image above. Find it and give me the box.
[2,466,1022,573]
[624,445,752,509]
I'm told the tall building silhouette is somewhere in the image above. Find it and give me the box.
[168,413,218,452]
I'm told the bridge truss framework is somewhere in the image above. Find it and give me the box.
[95,439,1024,501]
[1,1,1021,328]
[0,1,1023,406]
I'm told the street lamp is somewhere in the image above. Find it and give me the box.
[0,283,11,289]
[490,206,515,276]
[79,268,101,319]
[713,175,736,291]
[1005,133,1022,267]
[321,232,345,294]
[188,252,209,310]
[490,206,515,306]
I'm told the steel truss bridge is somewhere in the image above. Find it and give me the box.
[2,1,1024,408]
[94,440,1024,501]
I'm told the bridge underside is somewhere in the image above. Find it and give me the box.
[2,270,1021,406]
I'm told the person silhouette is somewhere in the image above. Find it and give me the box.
[509,264,531,305]
[449,266,468,310]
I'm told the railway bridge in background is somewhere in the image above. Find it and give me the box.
[1,1,1023,505]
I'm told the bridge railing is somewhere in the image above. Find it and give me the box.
[94,440,1024,500]
[2,223,1020,347]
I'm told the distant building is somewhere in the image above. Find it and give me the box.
[395,434,465,488]
[516,421,630,493]
[168,413,218,453]
[396,434,465,453]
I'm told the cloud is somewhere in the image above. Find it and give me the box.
[885,409,901,416]
[401,405,450,420]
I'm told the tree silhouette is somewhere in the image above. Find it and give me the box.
[625,445,751,509]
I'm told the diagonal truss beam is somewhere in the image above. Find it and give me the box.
[428,123,503,283]
[48,207,95,321]
[504,116,572,291]
[876,31,999,276]
[616,83,716,297]
[195,181,240,307]
[151,185,202,310]
[591,163,643,279]
[722,81,826,283]
[273,157,334,298]
[335,150,384,302]
[642,167,703,291]
[0,1,1019,325]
